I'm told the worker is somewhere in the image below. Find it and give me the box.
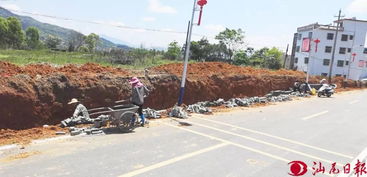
[129,77,150,126]
[320,79,328,85]
[61,98,93,127]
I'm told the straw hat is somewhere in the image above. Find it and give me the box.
[68,98,79,104]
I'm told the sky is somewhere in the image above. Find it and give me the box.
[0,0,367,51]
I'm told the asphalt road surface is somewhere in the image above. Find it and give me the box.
[1,90,367,177]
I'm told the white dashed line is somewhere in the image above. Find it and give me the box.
[302,111,329,120]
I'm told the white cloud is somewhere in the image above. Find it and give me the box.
[204,24,226,32]
[148,0,177,14]
[1,3,21,11]
[142,17,156,22]
[347,0,367,14]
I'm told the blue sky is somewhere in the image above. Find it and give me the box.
[1,0,367,51]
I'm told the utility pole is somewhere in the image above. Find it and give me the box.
[306,42,312,83]
[328,9,343,83]
[178,0,205,106]
[283,44,289,68]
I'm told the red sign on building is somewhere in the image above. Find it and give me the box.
[302,38,311,52]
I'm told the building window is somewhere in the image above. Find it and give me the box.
[296,46,300,52]
[337,60,344,67]
[348,48,352,53]
[341,34,348,41]
[346,61,349,66]
[323,59,330,66]
[308,32,313,38]
[325,46,332,53]
[339,47,346,54]
[327,33,334,40]
[336,74,342,77]
[321,73,328,77]
[364,48,367,54]
[350,35,354,40]
[294,57,298,63]
[304,57,309,64]
[298,34,302,40]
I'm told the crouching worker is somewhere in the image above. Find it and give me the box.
[61,98,94,127]
[129,77,150,126]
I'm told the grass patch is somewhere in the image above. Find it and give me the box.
[0,49,190,69]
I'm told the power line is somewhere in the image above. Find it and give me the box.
[8,9,210,37]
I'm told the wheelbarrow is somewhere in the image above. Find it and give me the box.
[88,103,140,132]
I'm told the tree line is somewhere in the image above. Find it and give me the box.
[0,17,284,69]
[0,17,100,52]
[165,28,284,69]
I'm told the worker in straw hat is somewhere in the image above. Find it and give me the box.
[61,98,93,127]
[129,77,150,126]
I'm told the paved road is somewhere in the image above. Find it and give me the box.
[1,90,367,177]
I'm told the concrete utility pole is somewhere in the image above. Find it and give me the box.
[177,0,198,106]
[283,44,289,68]
[328,9,343,83]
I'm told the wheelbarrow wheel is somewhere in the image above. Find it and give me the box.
[118,111,137,133]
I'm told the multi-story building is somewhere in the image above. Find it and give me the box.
[290,18,367,80]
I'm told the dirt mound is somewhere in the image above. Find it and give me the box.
[0,61,364,130]
[152,62,306,78]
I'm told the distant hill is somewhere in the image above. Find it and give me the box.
[0,7,130,49]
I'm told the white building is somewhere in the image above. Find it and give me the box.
[291,18,367,80]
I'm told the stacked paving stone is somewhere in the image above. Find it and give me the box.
[144,108,162,119]
[172,91,310,117]
[169,106,188,119]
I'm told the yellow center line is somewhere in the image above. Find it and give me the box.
[302,111,329,120]
[118,142,228,177]
[176,119,344,167]
[194,117,354,159]
[165,123,334,177]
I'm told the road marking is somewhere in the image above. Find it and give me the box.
[302,111,329,120]
[337,147,367,177]
[165,123,333,177]
[118,142,228,177]
[195,117,354,159]
[177,119,343,167]
[349,100,359,105]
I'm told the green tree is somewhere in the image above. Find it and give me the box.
[25,27,40,49]
[85,33,99,52]
[45,35,61,49]
[262,47,283,69]
[0,17,8,48]
[6,17,24,49]
[215,28,245,61]
[68,32,86,52]
[165,41,181,60]
[190,38,213,61]
[233,50,250,66]
[249,47,268,67]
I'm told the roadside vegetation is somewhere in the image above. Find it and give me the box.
[0,16,285,70]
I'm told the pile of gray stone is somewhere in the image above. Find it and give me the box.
[68,127,104,136]
[60,116,94,128]
[168,90,309,118]
[169,106,188,119]
[144,108,162,119]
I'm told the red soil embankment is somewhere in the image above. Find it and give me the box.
[0,61,363,130]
